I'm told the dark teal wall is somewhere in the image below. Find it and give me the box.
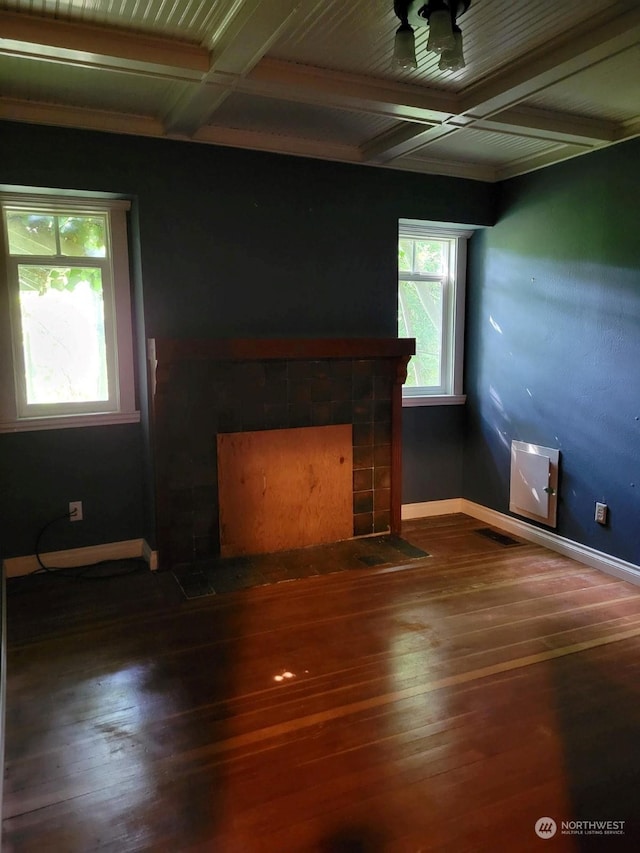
[0,425,143,557]
[403,406,464,502]
[1,120,493,557]
[465,137,640,564]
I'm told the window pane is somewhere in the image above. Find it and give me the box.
[7,213,56,255]
[59,215,107,257]
[18,265,109,405]
[399,279,443,388]
[415,239,447,275]
[398,238,414,272]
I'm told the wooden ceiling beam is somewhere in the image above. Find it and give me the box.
[1,3,637,180]
[193,124,364,164]
[162,0,326,136]
[358,3,640,165]
[246,58,457,123]
[0,10,209,78]
[473,107,618,147]
[458,3,640,118]
[495,143,590,182]
[0,96,167,138]
[360,123,458,163]
[615,116,640,143]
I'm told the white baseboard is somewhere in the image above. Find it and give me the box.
[402,499,464,520]
[401,499,640,588]
[142,540,158,571]
[3,538,158,578]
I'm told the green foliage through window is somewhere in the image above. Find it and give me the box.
[7,211,107,264]
[398,234,451,390]
[3,205,112,409]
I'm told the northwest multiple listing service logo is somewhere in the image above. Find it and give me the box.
[535,818,557,839]
[535,817,626,839]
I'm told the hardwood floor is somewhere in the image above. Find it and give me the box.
[3,514,640,852]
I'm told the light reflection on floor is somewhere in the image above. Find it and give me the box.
[48,661,175,847]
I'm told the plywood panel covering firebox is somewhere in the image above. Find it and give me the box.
[217,424,353,557]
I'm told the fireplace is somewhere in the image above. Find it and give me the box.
[149,338,414,570]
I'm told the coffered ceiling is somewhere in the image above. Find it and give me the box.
[1,0,638,181]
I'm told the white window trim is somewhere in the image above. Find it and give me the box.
[399,219,474,407]
[402,394,467,407]
[0,192,139,432]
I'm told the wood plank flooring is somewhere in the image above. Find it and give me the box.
[3,514,640,852]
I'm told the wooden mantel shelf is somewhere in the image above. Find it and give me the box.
[149,337,415,362]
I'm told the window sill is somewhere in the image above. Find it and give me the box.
[402,394,467,407]
[0,411,141,433]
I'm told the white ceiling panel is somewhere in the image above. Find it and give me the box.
[0,0,638,179]
[408,127,559,166]
[524,45,640,122]
[274,1,391,73]
[270,0,618,88]
[0,53,182,115]
[207,91,397,146]
[1,0,232,42]
[454,0,616,82]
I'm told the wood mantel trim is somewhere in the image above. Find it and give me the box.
[150,337,415,363]
[391,354,411,534]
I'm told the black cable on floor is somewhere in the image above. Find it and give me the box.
[32,511,147,580]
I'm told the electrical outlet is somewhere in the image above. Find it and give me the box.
[69,500,83,522]
[595,502,608,525]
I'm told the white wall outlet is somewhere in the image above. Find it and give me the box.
[595,501,608,525]
[69,501,83,521]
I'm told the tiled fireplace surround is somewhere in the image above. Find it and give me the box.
[150,339,414,571]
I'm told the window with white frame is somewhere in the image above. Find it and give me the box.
[398,220,469,405]
[0,192,138,431]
